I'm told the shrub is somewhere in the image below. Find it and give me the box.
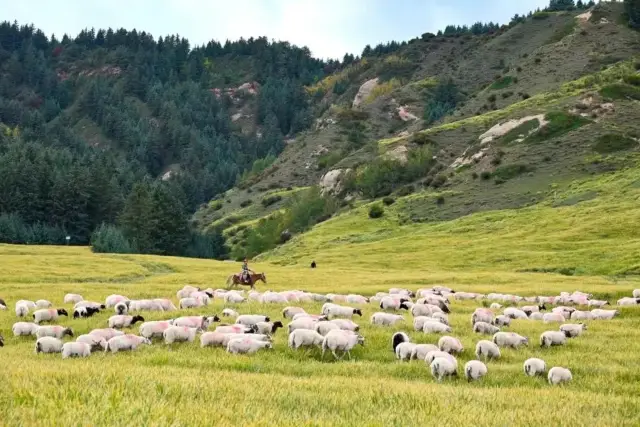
[623,74,640,87]
[487,94,497,103]
[368,204,384,219]
[382,197,396,206]
[431,173,448,188]
[410,133,437,146]
[480,171,492,180]
[599,83,640,100]
[0,213,68,245]
[239,199,253,208]
[90,224,135,254]
[593,134,637,154]
[436,196,445,205]
[516,66,522,72]
[534,58,541,64]
[528,112,590,143]
[501,91,514,99]
[471,172,479,179]
[210,201,223,211]
[493,163,532,182]
[532,11,552,20]
[396,185,415,197]
[261,194,283,207]
[490,76,514,90]
[317,151,343,169]
[521,93,530,100]
[423,79,462,124]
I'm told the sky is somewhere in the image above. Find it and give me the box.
[2,0,551,59]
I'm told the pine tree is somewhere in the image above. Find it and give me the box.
[148,183,189,256]
[119,181,155,252]
[625,0,640,29]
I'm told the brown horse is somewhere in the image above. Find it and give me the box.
[226,272,267,290]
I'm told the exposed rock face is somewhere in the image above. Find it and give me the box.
[385,145,409,163]
[478,114,548,144]
[397,106,418,121]
[353,78,379,108]
[320,169,350,194]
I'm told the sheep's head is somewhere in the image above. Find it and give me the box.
[353,309,363,317]
[0,335,4,347]
[272,321,284,333]
[210,315,221,323]
[357,335,365,346]
[100,304,106,309]
[73,310,81,319]
[132,315,145,324]
[58,309,69,317]
[264,316,271,322]
[142,338,152,345]
[399,301,411,310]
[64,328,74,337]
[563,330,572,338]
[205,291,214,298]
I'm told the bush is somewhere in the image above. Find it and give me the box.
[492,163,532,182]
[184,229,228,259]
[368,204,384,219]
[471,172,479,179]
[487,94,497,103]
[0,213,68,245]
[599,83,640,100]
[521,93,530,100]
[423,79,462,124]
[480,171,492,180]
[534,58,541,64]
[490,76,514,90]
[210,201,223,211]
[431,173,448,188]
[317,151,343,169]
[516,66,522,72]
[382,196,396,206]
[528,112,590,143]
[410,133,436,146]
[90,224,135,254]
[239,199,253,208]
[436,196,445,205]
[261,194,283,207]
[623,74,640,87]
[502,91,514,99]
[593,134,637,154]
[396,185,415,197]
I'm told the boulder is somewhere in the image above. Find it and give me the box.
[320,169,350,194]
[353,78,379,108]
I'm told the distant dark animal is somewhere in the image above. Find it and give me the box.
[311,261,317,269]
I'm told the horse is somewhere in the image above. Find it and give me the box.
[226,272,267,290]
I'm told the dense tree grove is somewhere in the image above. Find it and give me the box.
[625,0,640,29]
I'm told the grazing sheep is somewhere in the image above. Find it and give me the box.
[214,324,256,334]
[465,360,488,382]
[315,321,340,336]
[540,331,567,348]
[370,312,405,326]
[329,319,359,331]
[411,344,440,361]
[346,294,369,304]
[473,321,500,335]
[323,305,363,320]
[391,332,410,352]
[89,328,124,341]
[395,342,418,361]
[224,292,246,304]
[522,304,546,315]
[199,332,227,348]
[221,333,270,348]
[471,308,494,325]
[255,321,284,335]
[380,296,411,311]
[106,334,151,353]
[587,300,609,308]
[35,337,64,354]
[282,307,306,319]
[590,309,619,320]
[292,313,327,322]
[417,297,450,314]
[64,294,84,304]
[105,295,129,308]
[321,330,364,360]
[61,342,91,359]
[560,323,587,338]
[179,297,204,309]
[35,299,52,309]
[236,314,270,326]
[548,367,572,385]
[15,303,30,318]
[154,299,177,311]
[571,310,594,321]
[173,316,219,330]
[425,350,458,367]
[412,304,443,318]
[552,306,574,319]
[504,308,528,320]
[422,321,451,334]
[489,303,502,310]
[288,329,325,349]
[73,306,100,319]
[0,297,6,310]
[114,301,129,315]
[12,322,39,336]
[523,358,546,377]
[492,332,528,349]
[227,337,273,354]
[222,308,239,318]
[475,340,501,361]
[493,315,511,327]
[432,312,449,325]
[35,325,73,339]
[308,293,329,302]
[617,297,640,306]
[163,326,198,344]
[76,334,107,352]
[431,357,458,382]
[260,291,287,304]
[191,292,212,306]
[74,301,105,310]
[139,321,173,339]
[529,312,544,321]
[108,315,145,329]
[128,299,164,312]
[414,316,441,331]
[633,289,640,299]
[438,336,463,355]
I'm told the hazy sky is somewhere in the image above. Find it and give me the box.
[2,0,550,59]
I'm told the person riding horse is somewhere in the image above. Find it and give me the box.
[241,258,254,284]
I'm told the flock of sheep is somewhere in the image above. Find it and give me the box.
[0,285,638,386]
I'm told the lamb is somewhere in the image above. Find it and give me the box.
[154,299,177,311]
[288,329,325,349]
[465,360,488,382]
[560,323,587,338]
[35,325,73,339]
[173,316,219,330]
[35,337,64,354]
[282,307,306,319]
[471,308,494,325]
[105,334,151,353]
[73,306,100,319]
[552,306,574,319]
[321,329,364,360]
[61,342,91,359]
[114,301,129,315]
[422,321,451,334]
[430,357,458,382]
[35,299,52,309]
[222,308,239,318]
[571,310,594,321]
[540,331,567,348]
[380,296,411,311]
[255,321,284,335]
[475,340,501,361]
[548,367,572,385]
[163,326,198,344]
[12,322,39,336]
[15,303,30,318]
[329,319,360,331]
[493,315,511,327]
[214,324,256,334]
[236,314,271,326]
[473,321,500,335]
[438,336,463,355]
[89,328,124,341]
[370,312,405,326]
[591,309,619,320]
[224,292,246,304]
[489,303,502,310]
[139,321,173,339]
[411,344,440,361]
[76,334,108,352]
[315,321,341,336]
[414,316,442,331]
[395,342,417,361]
[323,305,363,320]
[108,315,145,329]
[504,307,528,320]
[523,358,546,377]
[64,294,84,304]
[227,337,273,354]
[105,294,129,308]
[492,332,528,349]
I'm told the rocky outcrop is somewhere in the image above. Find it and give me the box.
[385,145,409,163]
[478,114,548,145]
[320,169,350,194]
[353,78,379,108]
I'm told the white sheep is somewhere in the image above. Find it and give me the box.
[323,305,363,319]
[282,307,306,319]
[292,313,327,321]
[200,332,227,348]
[64,294,84,304]
[214,324,256,334]
[521,304,546,315]
[36,325,73,339]
[221,333,270,348]
[114,301,129,315]
[489,303,502,310]
[395,342,418,361]
[552,306,574,318]
[504,307,528,320]
[106,334,151,353]
[61,342,91,359]
[493,315,511,327]
[105,294,129,308]
[540,331,567,348]
[154,299,177,311]
[224,292,246,304]
[411,344,439,361]
[432,312,449,325]
[288,329,325,349]
[191,292,212,305]
[529,312,544,320]
[422,321,451,334]
[391,331,410,352]
[587,300,609,308]
[222,308,239,318]
[492,332,528,349]
[346,294,369,304]
[174,316,219,330]
[227,337,273,354]
[255,321,284,335]
[465,360,488,382]
[236,314,271,326]
[12,321,39,336]
[414,316,441,331]
[617,297,640,306]
[329,319,360,331]
[35,337,63,354]
[176,286,199,300]
[570,310,593,321]
[321,329,364,360]
[417,297,450,313]
[129,299,164,311]
[412,304,442,318]
[438,336,463,355]
[431,357,457,382]
[139,321,173,339]
[425,350,457,367]
[590,309,619,320]
[73,306,101,319]
[475,340,501,361]
[370,312,405,326]
[380,296,411,311]
[523,358,546,376]
[260,291,287,304]
[560,323,587,338]
[163,326,198,344]
[108,315,145,329]
[315,321,340,336]
[543,312,566,324]
[15,303,30,318]
[180,296,204,309]
[471,308,494,325]
[633,289,640,298]
[473,321,500,335]
[89,328,124,341]
[548,367,572,385]
[76,334,107,352]
[35,299,52,309]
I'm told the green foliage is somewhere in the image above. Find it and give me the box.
[334,108,369,151]
[368,204,384,219]
[396,185,415,197]
[499,119,541,144]
[0,213,68,245]
[528,112,591,143]
[490,76,514,90]
[624,0,640,29]
[593,134,637,154]
[547,0,575,11]
[376,56,416,82]
[487,94,497,103]
[410,133,437,146]
[599,83,640,100]
[261,194,283,207]
[240,155,277,186]
[332,79,349,95]
[366,79,401,104]
[532,11,553,20]
[317,151,343,170]
[184,229,228,259]
[623,74,640,86]
[423,79,462,125]
[492,163,533,183]
[240,199,253,208]
[382,197,396,206]
[90,224,134,254]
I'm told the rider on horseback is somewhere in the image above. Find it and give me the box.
[241,258,254,284]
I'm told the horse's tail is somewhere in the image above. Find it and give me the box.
[225,274,235,287]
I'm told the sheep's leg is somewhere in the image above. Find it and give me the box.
[346,350,352,360]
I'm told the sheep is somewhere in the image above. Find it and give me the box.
[64,294,84,304]
[522,304,546,316]
[560,323,587,338]
[176,286,199,300]
[504,307,528,320]
[108,315,145,329]
[76,334,107,352]
[412,304,443,318]
[191,291,212,306]
[380,296,411,311]
[89,328,124,341]
[489,303,502,310]
[0,297,6,310]
[395,342,418,361]
[471,308,494,325]
[288,329,325,349]
[73,306,100,319]
[453,292,480,301]
[260,291,287,304]
[422,321,451,334]
[414,316,441,331]
[587,300,609,308]
[493,315,511,327]
[529,312,544,321]
[633,289,640,299]
[465,360,488,382]
[315,321,340,336]
[139,321,173,339]
[255,321,284,335]
[411,344,440,361]
[224,292,246,304]
[552,306,574,319]
[282,307,306,319]
[12,322,39,336]
[370,312,405,326]
[35,299,52,309]
[227,337,273,354]
[571,310,594,321]
[308,293,329,302]
[154,299,177,311]
[15,303,30,318]
[492,332,528,349]
[432,312,449,325]
[321,329,364,360]
[36,325,73,339]
[222,308,239,318]
[173,315,219,330]
[391,332,411,352]
[346,294,369,304]
[61,342,91,359]
[323,305,363,320]
[425,350,458,367]
[329,319,360,332]
[473,321,500,335]
[548,367,572,385]
[475,340,501,361]
[417,297,450,314]
[35,337,64,354]
[200,332,270,348]
[540,331,567,348]
[236,314,270,326]
[430,357,458,382]
[287,317,318,333]
[163,326,198,344]
[128,299,163,312]
[221,333,270,348]
[438,336,463,355]
[292,313,327,322]
[214,324,256,334]
[590,309,619,320]
[618,297,640,306]
[74,301,105,310]
[523,358,546,377]
[105,334,151,353]
[179,297,204,309]
[105,294,129,308]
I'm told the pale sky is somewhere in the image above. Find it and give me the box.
[2,0,550,59]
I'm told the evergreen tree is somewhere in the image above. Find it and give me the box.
[625,0,640,29]
[148,183,189,256]
[119,181,155,252]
